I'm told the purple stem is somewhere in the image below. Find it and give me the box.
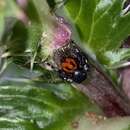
[75,67,130,117]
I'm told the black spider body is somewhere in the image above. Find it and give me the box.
[53,40,89,83]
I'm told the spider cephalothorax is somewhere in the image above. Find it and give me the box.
[53,40,89,83]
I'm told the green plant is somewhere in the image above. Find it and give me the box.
[0,0,130,130]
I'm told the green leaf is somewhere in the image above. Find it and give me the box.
[0,0,29,59]
[66,0,97,43]
[0,62,60,85]
[0,0,20,42]
[4,0,20,17]
[0,1,5,41]
[23,0,43,52]
[47,0,67,11]
[15,0,57,66]
[0,82,100,130]
[6,20,28,54]
[65,0,130,55]
[0,62,41,84]
[96,48,130,68]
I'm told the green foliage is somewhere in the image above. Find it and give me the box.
[0,0,130,130]
[0,0,101,129]
[0,82,91,130]
[65,0,130,66]
[0,0,20,42]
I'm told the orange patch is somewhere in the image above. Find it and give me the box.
[61,58,77,73]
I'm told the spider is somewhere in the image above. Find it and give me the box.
[51,40,89,83]
[41,16,89,83]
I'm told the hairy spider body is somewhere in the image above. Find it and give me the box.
[53,40,89,83]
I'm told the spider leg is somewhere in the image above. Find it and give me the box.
[40,57,58,71]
